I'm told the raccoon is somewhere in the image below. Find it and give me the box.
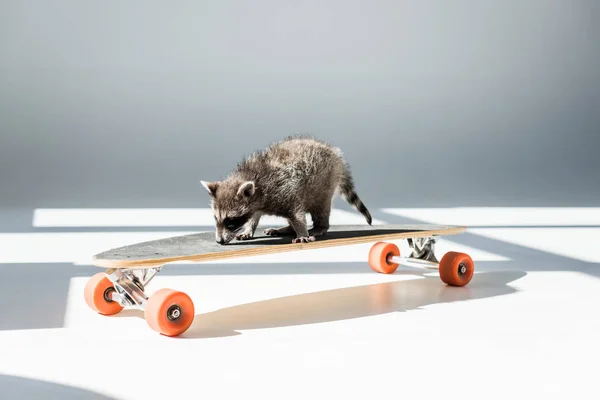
[200,135,372,244]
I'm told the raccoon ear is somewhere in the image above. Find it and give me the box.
[237,181,255,198]
[200,180,219,197]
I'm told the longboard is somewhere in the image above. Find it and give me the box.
[84,224,475,337]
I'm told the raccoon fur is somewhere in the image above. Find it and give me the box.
[200,135,372,244]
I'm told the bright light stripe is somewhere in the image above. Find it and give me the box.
[469,227,600,263]
[382,207,600,227]
[32,208,385,227]
[0,232,193,265]
[32,208,228,227]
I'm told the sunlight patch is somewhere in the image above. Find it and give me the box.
[33,208,384,227]
[382,207,600,227]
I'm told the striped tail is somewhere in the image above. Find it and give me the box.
[339,165,372,225]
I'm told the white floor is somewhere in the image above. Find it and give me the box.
[1,207,599,400]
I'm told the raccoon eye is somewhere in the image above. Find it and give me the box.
[223,215,249,230]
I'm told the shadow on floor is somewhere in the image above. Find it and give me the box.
[185,270,525,338]
[0,263,76,331]
[0,374,119,400]
[115,269,526,339]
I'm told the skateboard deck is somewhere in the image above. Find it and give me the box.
[92,224,465,269]
[84,224,475,337]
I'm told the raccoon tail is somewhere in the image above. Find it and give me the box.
[339,164,373,226]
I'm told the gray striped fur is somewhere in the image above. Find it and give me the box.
[200,135,372,244]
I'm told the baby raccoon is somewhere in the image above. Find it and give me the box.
[201,135,372,244]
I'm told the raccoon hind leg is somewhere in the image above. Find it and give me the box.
[288,211,316,243]
[308,196,333,237]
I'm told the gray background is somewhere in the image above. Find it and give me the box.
[1,0,599,213]
[0,3,599,391]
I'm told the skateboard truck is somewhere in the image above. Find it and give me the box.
[407,236,439,263]
[402,237,469,277]
[104,267,162,309]
[382,236,440,270]
[368,237,474,286]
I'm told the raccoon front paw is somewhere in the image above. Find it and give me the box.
[292,236,316,244]
[235,232,254,240]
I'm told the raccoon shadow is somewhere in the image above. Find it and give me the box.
[224,227,422,247]
[182,269,526,339]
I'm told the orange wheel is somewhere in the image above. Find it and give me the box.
[84,273,124,315]
[145,288,195,337]
[439,251,474,286]
[368,242,400,274]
